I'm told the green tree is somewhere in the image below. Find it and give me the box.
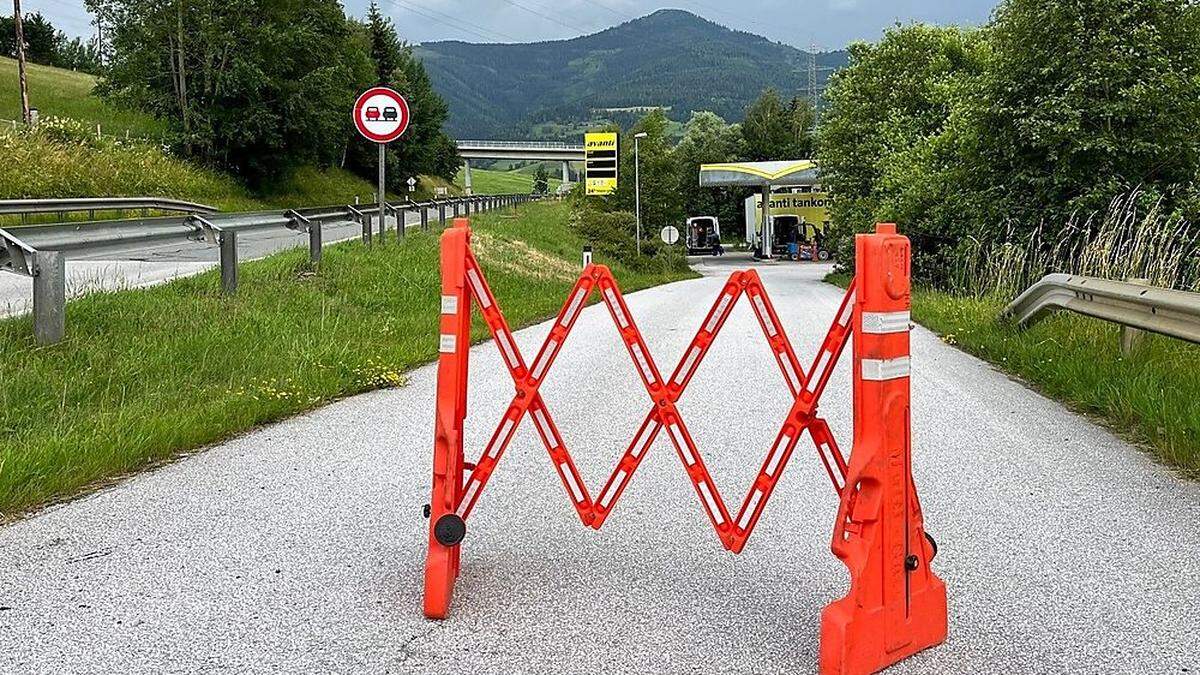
[741,88,793,161]
[20,13,61,64]
[673,111,745,227]
[87,0,375,180]
[532,166,549,195]
[346,6,460,186]
[816,25,989,271]
[607,109,685,237]
[976,0,1200,223]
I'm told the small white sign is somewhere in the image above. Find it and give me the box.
[660,225,680,245]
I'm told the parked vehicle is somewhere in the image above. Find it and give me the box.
[686,216,723,255]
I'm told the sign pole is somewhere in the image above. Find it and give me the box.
[353,86,411,245]
[377,142,386,245]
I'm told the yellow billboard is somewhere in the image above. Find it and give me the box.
[585,132,618,195]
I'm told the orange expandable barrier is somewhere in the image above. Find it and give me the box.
[422,219,947,673]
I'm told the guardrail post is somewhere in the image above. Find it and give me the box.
[421,205,430,231]
[396,205,406,240]
[33,251,66,345]
[378,205,387,244]
[1120,278,1149,355]
[309,220,323,265]
[439,202,447,228]
[219,230,238,295]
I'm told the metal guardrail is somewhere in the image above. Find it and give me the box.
[457,140,583,151]
[1,193,536,345]
[0,197,217,220]
[1002,273,1200,348]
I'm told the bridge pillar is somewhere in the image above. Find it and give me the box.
[561,160,570,187]
[464,159,473,196]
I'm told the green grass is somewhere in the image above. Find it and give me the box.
[0,127,445,221]
[0,201,696,518]
[455,166,562,194]
[0,57,167,138]
[825,271,1198,476]
[911,292,1199,476]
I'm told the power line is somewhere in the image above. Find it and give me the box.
[496,0,595,36]
[387,0,519,43]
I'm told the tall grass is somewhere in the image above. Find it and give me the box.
[947,191,1200,296]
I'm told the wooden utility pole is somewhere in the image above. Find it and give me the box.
[13,0,31,125]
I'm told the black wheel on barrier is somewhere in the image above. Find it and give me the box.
[924,531,938,560]
[434,513,467,546]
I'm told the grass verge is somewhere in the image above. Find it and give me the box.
[454,166,561,194]
[0,201,697,518]
[0,57,167,138]
[825,271,1198,476]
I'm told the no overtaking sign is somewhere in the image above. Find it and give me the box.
[354,86,411,143]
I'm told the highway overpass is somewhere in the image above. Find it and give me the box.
[456,140,585,193]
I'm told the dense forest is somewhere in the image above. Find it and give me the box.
[416,9,847,139]
[818,0,1200,293]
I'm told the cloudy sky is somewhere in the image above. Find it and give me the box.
[28,0,998,51]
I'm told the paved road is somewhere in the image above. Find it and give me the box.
[1,255,1197,673]
[0,211,422,317]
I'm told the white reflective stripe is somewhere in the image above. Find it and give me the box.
[673,346,702,385]
[532,408,554,446]
[440,295,458,315]
[466,268,491,308]
[495,330,518,369]
[704,293,734,333]
[530,339,558,380]
[752,294,777,337]
[487,419,516,458]
[599,470,627,508]
[698,482,724,525]
[862,311,911,334]
[438,334,457,354]
[780,359,801,396]
[821,443,845,490]
[765,432,792,477]
[560,463,584,502]
[668,424,694,465]
[807,350,832,392]
[837,292,856,326]
[604,287,629,328]
[631,344,656,386]
[737,489,764,530]
[631,423,656,458]
[561,288,588,327]
[456,479,480,517]
[861,356,911,381]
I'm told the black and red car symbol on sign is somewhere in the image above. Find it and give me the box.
[366,106,381,121]
[383,107,399,121]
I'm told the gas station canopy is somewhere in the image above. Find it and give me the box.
[698,160,819,188]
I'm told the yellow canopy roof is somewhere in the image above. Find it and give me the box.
[699,160,819,187]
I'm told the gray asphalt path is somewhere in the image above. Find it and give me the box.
[1,255,1197,673]
[0,212,418,317]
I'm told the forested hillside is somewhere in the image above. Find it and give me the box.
[416,9,847,139]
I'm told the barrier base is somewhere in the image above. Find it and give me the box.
[818,577,947,675]
[423,541,460,619]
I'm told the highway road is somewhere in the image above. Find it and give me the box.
[0,255,1197,673]
[0,211,417,318]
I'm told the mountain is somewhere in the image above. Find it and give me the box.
[414,9,848,140]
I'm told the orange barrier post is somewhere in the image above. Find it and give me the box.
[819,224,947,674]
[423,219,473,619]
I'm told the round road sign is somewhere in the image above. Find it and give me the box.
[353,87,411,143]
[660,225,680,245]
